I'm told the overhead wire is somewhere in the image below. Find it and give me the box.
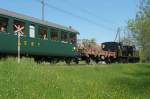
[60,0,114,25]
[33,0,115,31]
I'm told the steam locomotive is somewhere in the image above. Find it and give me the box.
[101,42,139,63]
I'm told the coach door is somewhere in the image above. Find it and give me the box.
[29,25,35,38]
[29,24,36,51]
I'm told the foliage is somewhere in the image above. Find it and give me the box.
[0,58,150,99]
[128,0,150,62]
[120,36,134,46]
[78,38,97,48]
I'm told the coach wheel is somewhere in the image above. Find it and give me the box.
[34,57,44,64]
[74,60,79,64]
[51,59,58,64]
[75,61,79,64]
[65,58,72,65]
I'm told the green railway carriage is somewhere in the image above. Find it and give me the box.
[0,8,79,63]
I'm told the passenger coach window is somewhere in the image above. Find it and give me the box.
[61,31,68,42]
[69,33,76,44]
[0,17,8,32]
[14,20,26,36]
[51,29,59,41]
[39,26,47,40]
[29,25,35,38]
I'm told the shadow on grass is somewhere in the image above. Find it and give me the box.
[110,64,150,95]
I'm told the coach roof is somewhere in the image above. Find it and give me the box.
[0,8,79,34]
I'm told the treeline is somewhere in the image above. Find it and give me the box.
[77,38,97,48]
[128,0,150,62]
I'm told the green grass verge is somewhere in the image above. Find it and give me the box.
[0,58,150,99]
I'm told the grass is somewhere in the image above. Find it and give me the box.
[0,58,150,99]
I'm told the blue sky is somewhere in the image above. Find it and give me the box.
[0,0,139,43]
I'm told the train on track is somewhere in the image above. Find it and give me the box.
[0,8,139,64]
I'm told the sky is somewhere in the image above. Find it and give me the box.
[0,0,139,43]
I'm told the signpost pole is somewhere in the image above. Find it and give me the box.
[18,31,20,64]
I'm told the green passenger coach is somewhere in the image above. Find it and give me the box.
[0,8,79,63]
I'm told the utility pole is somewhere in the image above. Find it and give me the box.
[127,29,131,45]
[118,28,121,42]
[41,0,45,21]
[114,27,121,42]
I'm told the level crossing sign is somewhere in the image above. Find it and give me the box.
[14,25,24,63]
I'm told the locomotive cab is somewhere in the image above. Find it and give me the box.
[122,45,135,56]
[101,42,122,52]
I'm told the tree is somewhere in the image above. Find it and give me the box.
[128,0,150,62]
[81,38,96,48]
